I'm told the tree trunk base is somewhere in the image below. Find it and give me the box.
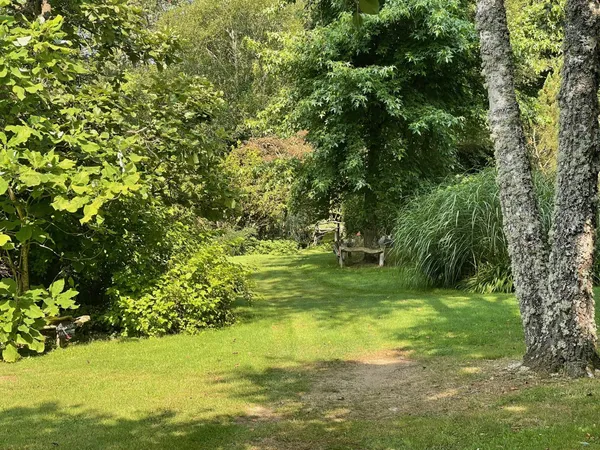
[523,346,600,378]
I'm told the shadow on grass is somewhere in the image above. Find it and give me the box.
[241,252,524,359]
[0,402,246,450]
[0,400,369,450]
[5,357,600,450]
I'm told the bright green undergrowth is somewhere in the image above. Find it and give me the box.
[1,251,600,449]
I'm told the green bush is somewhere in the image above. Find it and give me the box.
[0,279,78,362]
[458,262,514,294]
[393,169,554,292]
[242,238,300,256]
[105,243,252,337]
[31,199,211,311]
[225,136,311,240]
[219,229,300,256]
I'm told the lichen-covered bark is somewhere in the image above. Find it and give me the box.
[476,0,600,377]
[538,0,600,376]
[475,0,549,357]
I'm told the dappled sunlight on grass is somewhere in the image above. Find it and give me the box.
[3,251,600,449]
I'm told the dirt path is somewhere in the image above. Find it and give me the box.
[300,350,543,421]
[244,350,551,449]
[244,349,545,423]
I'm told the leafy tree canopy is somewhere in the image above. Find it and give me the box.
[259,0,489,239]
[158,0,305,138]
[0,0,233,361]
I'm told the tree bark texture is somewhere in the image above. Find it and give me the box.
[476,0,600,376]
[541,0,600,376]
[475,0,549,357]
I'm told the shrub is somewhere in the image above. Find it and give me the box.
[393,169,554,292]
[217,228,300,256]
[242,238,300,256]
[31,199,211,311]
[458,263,514,294]
[225,135,311,239]
[105,243,252,336]
[0,279,78,362]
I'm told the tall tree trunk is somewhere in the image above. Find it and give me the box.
[476,0,600,376]
[475,0,549,359]
[536,0,600,376]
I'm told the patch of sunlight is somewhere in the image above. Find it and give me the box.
[427,388,459,401]
[325,408,351,422]
[363,358,411,366]
[503,405,528,413]
[461,366,481,374]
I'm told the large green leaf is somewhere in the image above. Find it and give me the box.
[2,343,19,362]
[81,198,104,224]
[12,85,25,101]
[49,279,65,298]
[14,36,32,47]
[0,233,10,247]
[18,169,43,187]
[15,225,32,243]
[0,279,17,294]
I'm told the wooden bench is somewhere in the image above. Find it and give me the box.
[334,244,385,268]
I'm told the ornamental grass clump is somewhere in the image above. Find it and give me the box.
[393,169,553,293]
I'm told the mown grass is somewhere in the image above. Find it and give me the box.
[1,251,600,449]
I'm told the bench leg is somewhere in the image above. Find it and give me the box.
[379,251,385,267]
[339,250,345,268]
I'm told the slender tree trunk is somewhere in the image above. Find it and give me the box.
[7,186,29,293]
[19,243,30,294]
[535,0,600,376]
[475,0,549,358]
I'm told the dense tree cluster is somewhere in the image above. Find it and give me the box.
[0,0,246,361]
[257,0,491,245]
[1,0,598,376]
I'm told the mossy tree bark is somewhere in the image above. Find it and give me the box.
[476,0,600,376]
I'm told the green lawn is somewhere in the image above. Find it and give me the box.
[2,251,600,449]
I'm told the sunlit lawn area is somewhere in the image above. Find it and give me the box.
[2,251,600,449]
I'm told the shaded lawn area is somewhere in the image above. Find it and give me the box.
[2,251,600,449]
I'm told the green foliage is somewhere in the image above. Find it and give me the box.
[217,227,300,256]
[459,262,514,295]
[506,0,564,93]
[0,1,153,307]
[41,200,210,310]
[46,0,180,69]
[528,69,560,174]
[393,169,554,292]
[506,0,564,172]
[260,0,489,238]
[0,278,78,362]
[237,238,299,256]
[121,70,234,216]
[105,243,252,337]
[226,136,310,239]
[159,0,304,137]
[0,0,240,358]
